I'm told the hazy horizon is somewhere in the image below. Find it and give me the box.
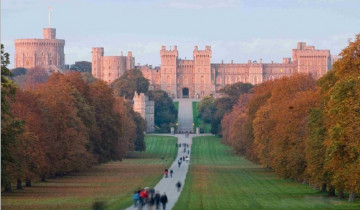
[2,0,360,68]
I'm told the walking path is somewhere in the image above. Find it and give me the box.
[126,99,211,210]
[176,99,194,133]
[126,134,212,210]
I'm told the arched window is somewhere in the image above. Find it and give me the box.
[167,75,171,84]
[201,75,204,84]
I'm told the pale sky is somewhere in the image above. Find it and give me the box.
[2,0,360,68]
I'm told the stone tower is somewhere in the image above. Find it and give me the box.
[160,46,178,98]
[91,47,104,79]
[14,28,65,71]
[193,46,214,99]
[292,42,331,79]
[91,48,135,84]
[133,92,155,132]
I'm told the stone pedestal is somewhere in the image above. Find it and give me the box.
[171,127,175,135]
[196,127,200,135]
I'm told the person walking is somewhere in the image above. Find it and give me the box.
[170,169,173,178]
[178,158,182,167]
[160,192,168,210]
[164,169,168,178]
[176,181,182,192]
[154,191,161,210]
[148,194,155,210]
[133,191,139,208]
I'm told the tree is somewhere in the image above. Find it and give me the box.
[321,34,360,201]
[1,44,23,192]
[197,96,215,123]
[112,69,149,99]
[211,82,253,135]
[69,61,92,72]
[147,90,178,133]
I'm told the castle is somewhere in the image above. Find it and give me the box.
[14,28,65,71]
[91,47,135,83]
[133,92,155,132]
[93,43,332,99]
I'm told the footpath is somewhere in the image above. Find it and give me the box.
[126,99,210,210]
[126,134,193,210]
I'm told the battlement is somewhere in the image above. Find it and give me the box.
[160,45,178,57]
[193,45,212,58]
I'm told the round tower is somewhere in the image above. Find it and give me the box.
[14,28,65,71]
[91,47,104,79]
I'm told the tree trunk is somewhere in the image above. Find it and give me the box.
[348,192,355,202]
[328,186,335,196]
[321,183,327,192]
[4,182,12,192]
[25,178,32,187]
[338,190,344,199]
[41,175,46,182]
[17,178,23,190]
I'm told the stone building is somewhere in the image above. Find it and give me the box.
[14,28,65,71]
[133,92,155,133]
[140,42,331,99]
[91,48,135,83]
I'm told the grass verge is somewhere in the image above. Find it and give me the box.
[1,135,177,210]
[174,136,360,210]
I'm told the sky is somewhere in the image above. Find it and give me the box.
[2,0,360,68]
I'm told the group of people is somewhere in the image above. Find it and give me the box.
[133,187,168,210]
[164,169,173,178]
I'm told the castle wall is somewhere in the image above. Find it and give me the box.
[14,28,65,71]
[137,42,331,99]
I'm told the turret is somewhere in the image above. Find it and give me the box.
[43,28,56,39]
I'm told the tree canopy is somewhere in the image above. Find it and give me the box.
[111,69,149,99]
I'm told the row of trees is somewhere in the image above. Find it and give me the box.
[2,45,146,192]
[221,35,360,201]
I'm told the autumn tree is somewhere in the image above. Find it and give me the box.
[211,82,253,135]
[321,35,360,201]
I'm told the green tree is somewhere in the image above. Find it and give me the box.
[112,69,149,99]
[1,44,23,192]
[197,95,215,123]
[147,90,178,133]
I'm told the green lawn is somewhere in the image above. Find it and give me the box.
[192,102,211,133]
[2,135,178,210]
[174,136,360,210]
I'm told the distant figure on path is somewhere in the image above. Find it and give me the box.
[170,169,174,178]
[154,191,161,210]
[164,169,168,178]
[148,194,155,210]
[160,192,168,210]
[176,181,182,192]
[133,191,139,207]
[186,156,189,163]
[178,158,182,167]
